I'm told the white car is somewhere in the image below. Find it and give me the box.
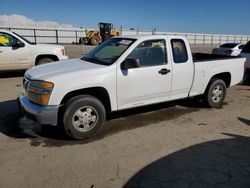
[19,35,245,139]
[0,30,68,71]
[212,43,245,56]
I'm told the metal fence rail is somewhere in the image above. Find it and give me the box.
[1,27,249,45]
[0,27,85,44]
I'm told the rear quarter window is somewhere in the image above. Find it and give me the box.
[171,39,188,63]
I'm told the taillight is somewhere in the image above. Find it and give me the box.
[61,48,66,56]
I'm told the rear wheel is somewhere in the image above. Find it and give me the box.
[90,36,101,45]
[204,78,226,108]
[63,95,106,139]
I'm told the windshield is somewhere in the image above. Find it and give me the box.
[13,32,36,45]
[82,38,136,65]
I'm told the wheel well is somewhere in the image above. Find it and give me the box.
[60,87,111,113]
[210,72,231,87]
[35,55,59,65]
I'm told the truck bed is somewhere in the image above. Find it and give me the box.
[190,54,245,97]
[193,53,241,62]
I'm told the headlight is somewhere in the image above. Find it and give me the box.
[27,80,54,105]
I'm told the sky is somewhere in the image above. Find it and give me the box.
[1,0,250,35]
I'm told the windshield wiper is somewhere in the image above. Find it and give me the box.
[82,57,107,65]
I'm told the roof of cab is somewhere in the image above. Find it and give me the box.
[114,35,185,40]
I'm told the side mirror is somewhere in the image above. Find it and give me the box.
[121,58,140,70]
[13,40,25,48]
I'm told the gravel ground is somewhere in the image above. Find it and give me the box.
[0,45,249,188]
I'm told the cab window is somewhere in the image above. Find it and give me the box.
[127,39,167,67]
[239,45,245,50]
[0,32,18,47]
[171,39,188,63]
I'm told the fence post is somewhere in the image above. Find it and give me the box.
[194,35,196,45]
[136,28,138,35]
[153,27,156,35]
[219,35,221,45]
[234,36,236,42]
[203,35,205,45]
[211,35,213,45]
[75,30,78,44]
[33,29,37,43]
[120,26,123,36]
[226,36,229,43]
[55,30,58,44]
[240,35,242,43]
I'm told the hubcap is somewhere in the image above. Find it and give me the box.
[211,85,223,103]
[72,106,98,132]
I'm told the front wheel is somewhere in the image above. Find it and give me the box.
[63,95,106,139]
[204,78,226,108]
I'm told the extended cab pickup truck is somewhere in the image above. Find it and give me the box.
[0,30,68,71]
[18,35,245,139]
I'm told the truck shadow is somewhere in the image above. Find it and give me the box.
[0,99,35,138]
[238,117,250,126]
[124,132,250,188]
[0,99,218,147]
[0,71,25,78]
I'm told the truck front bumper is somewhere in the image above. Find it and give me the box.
[18,92,60,125]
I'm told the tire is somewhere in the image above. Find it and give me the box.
[243,74,249,84]
[37,57,54,65]
[204,78,226,108]
[90,36,101,45]
[79,37,84,44]
[63,95,106,139]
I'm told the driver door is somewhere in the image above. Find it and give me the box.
[0,32,31,71]
[117,39,172,110]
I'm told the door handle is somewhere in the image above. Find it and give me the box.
[158,68,171,75]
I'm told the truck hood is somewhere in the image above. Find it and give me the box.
[25,58,105,80]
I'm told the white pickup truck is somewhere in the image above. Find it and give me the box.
[18,35,245,139]
[0,30,68,71]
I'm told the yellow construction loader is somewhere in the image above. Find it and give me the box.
[81,22,121,45]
